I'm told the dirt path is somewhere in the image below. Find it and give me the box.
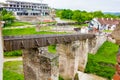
[4,57,22,62]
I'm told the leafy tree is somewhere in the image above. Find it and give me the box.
[0,9,15,26]
[93,11,104,18]
[104,14,117,18]
[55,9,119,24]
[60,9,73,19]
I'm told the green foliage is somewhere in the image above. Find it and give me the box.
[104,14,117,18]
[4,50,22,57]
[48,45,56,54]
[0,9,15,26]
[61,9,73,19]
[59,76,64,80]
[3,27,68,36]
[56,9,118,23]
[85,41,118,80]
[3,61,24,80]
[92,11,104,18]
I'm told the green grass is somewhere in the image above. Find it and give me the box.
[48,45,56,54]
[4,50,22,57]
[103,30,112,32]
[85,41,118,80]
[3,27,67,36]
[3,61,24,80]
[4,21,32,27]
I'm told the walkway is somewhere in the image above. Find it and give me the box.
[4,57,22,62]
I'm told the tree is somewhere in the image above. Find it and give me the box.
[0,9,15,26]
[60,9,73,19]
[93,11,104,18]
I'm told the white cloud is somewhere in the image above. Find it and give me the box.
[0,0,120,12]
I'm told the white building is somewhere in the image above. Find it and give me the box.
[89,18,120,31]
[0,0,50,16]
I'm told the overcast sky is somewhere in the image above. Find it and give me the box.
[0,0,120,12]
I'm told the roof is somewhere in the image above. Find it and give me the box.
[97,18,120,25]
[6,0,48,5]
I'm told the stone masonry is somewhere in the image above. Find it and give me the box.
[23,47,59,80]
[57,39,89,79]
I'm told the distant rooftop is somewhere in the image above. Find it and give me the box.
[97,18,120,25]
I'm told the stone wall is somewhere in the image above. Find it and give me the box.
[16,16,54,23]
[22,35,97,80]
[57,39,89,79]
[89,34,107,54]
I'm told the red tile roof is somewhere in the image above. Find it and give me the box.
[97,18,120,25]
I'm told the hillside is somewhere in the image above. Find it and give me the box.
[104,12,120,16]
[85,41,118,80]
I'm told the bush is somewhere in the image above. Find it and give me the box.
[4,50,22,57]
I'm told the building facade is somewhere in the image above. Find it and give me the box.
[0,0,50,16]
[89,18,120,31]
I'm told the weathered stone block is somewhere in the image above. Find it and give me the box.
[57,41,80,80]
[23,47,59,80]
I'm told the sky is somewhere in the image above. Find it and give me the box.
[0,0,120,12]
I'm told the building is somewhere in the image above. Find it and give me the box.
[0,0,50,16]
[89,18,120,31]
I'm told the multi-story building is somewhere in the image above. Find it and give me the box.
[0,0,50,16]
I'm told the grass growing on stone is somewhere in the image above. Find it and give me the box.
[85,41,118,80]
[3,27,67,36]
[3,61,24,80]
[48,45,56,54]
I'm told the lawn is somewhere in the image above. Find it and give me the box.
[4,21,32,27]
[3,61,24,80]
[85,41,118,80]
[3,27,68,36]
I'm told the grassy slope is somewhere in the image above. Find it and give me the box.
[85,41,118,80]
